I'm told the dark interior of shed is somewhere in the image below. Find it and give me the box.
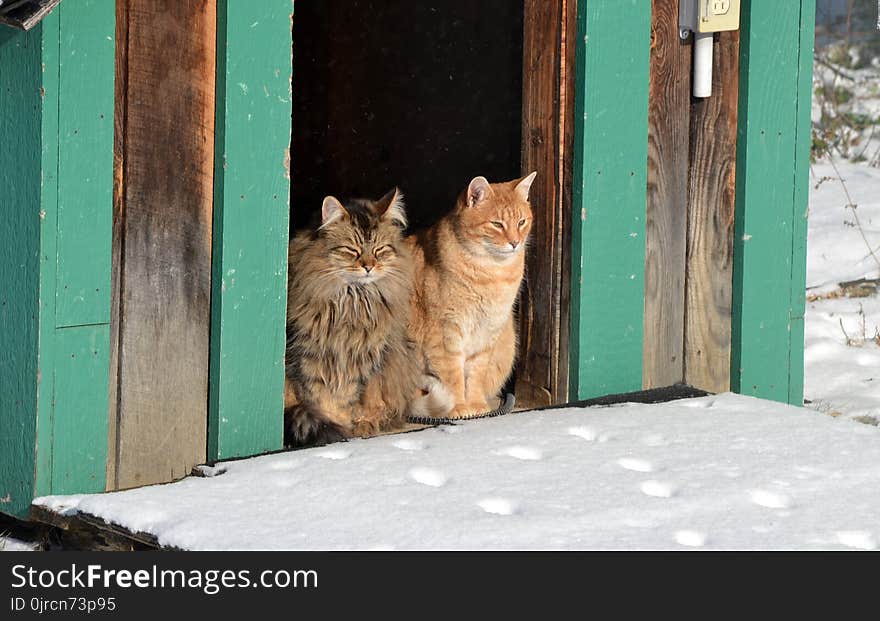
[290,0,524,232]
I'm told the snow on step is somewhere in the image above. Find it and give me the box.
[392,438,427,452]
[835,531,877,551]
[495,445,543,461]
[640,480,676,498]
[749,489,793,510]
[314,448,352,460]
[674,530,708,548]
[0,537,39,552]
[34,393,880,550]
[567,426,598,441]
[616,457,656,473]
[477,498,518,516]
[408,467,448,488]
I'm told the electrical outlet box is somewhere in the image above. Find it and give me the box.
[680,0,741,34]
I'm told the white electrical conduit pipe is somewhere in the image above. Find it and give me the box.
[693,32,713,98]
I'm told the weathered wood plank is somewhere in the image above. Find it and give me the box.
[107,0,130,491]
[517,0,574,407]
[643,0,690,389]
[683,31,740,393]
[208,0,291,460]
[570,0,653,399]
[30,505,166,551]
[0,0,62,31]
[731,0,815,404]
[113,0,216,488]
[556,0,576,402]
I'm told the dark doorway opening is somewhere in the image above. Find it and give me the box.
[290,0,524,231]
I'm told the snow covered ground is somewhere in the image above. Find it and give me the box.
[35,393,880,550]
[804,161,880,421]
[0,536,38,551]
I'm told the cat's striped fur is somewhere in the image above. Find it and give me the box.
[284,189,419,446]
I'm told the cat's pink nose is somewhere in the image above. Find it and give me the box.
[509,240,520,249]
[363,265,373,273]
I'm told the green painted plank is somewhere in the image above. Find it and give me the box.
[50,324,110,494]
[788,0,816,405]
[0,3,114,516]
[0,23,45,518]
[34,10,61,501]
[569,0,652,400]
[54,0,115,328]
[48,0,114,495]
[209,0,292,460]
[731,0,814,404]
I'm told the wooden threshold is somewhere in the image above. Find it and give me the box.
[29,505,169,551]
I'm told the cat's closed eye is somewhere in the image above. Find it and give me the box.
[374,244,395,258]
[332,245,360,258]
[490,221,504,229]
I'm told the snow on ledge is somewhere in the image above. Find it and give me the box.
[34,393,880,551]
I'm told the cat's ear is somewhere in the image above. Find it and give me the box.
[374,187,407,229]
[466,176,492,208]
[320,196,347,228]
[514,171,538,202]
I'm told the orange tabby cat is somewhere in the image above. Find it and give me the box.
[408,172,536,418]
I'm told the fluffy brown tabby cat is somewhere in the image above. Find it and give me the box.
[408,172,537,419]
[284,189,419,446]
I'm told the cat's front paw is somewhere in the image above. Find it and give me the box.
[351,417,381,438]
[448,402,492,419]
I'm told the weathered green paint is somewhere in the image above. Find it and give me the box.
[0,22,45,518]
[51,325,111,493]
[788,0,816,405]
[0,1,114,517]
[34,11,61,503]
[569,0,652,400]
[731,0,815,405]
[209,0,292,460]
[55,3,115,328]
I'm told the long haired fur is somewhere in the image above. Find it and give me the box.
[284,189,419,446]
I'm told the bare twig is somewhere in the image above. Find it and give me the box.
[826,154,880,270]
[840,317,859,346]
[838,303,878,348]
[814,53,857,81]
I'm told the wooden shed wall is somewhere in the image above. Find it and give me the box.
[0,0,815,517]
[517,0,577,407]
[0,1,115,517]
[569,0,813,404]
[109,0,292,487]
[640,0,815,401]
[643,0,740,394]
[109,0,216,489]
